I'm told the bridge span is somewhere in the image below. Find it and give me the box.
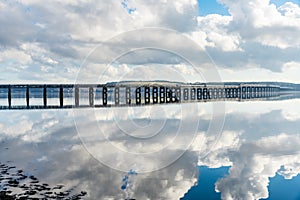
[0,82,281,110]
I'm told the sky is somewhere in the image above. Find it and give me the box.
[0,0,300,84]
[198,0,230,16]
[1,0,300,199]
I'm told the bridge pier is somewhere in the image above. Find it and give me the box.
[191,88,196,100]
[59,86,63,107]
[160,87,165,103]
[43,86,47,108]
[126,87,131,105]
[75,87,79,107]
[8,86,11,109]
[103,86,107,106]
[145,86,150,104]
[166,87,171,103]
[183,88,189,101]
[175,87,181,102]
[136,87,141,105]
[26,86,30,108]
[197,88,202,100]
[152,86,158,104]
[89,87,94,106]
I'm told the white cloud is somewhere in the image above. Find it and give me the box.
[219,0,300,48]
[278,2,300,18]
[196,14,241,51]
[280,99,300,121]
[0,109,199,199]
[0,0,205,84]
[215,133,300,200]
[1,0,299,80]
[217,61,300,83]
[190,0,300,75]
[0,49,32,65]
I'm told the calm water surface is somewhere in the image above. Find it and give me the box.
[1,94,300,199]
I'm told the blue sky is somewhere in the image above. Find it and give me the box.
[198,0,300,16]
[198,0,229,16]
[270,0,300,6]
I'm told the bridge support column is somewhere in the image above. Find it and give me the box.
[126,87,131,105]
[114,87,119,106]
[89,87,94,107]
[43,86,47,108]
[145,86,150,104]
[166,87,171,103]
[160,87,165,103]
[152,86,158,104]
[8,85,11,109]
[171,88,176,102]
[225,88,229,98]
[26,86,30,108]
[175,87,181,102]
[59,86,63,107]
[217,88,222,98]
[103,86,107,106]
[191,88,196,100]
[136,87,141,105]
[203,88,207,99]
[234,88,238,98]
[183,88,189,101]
[75,86,79,107]
[207,88,211,99]
[197,88,202,100]
[213,88,217,99]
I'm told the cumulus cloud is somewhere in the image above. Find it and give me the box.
[0,108,200,199]
[279,2,300,18]
[1,0,299,81]
[195,14,241,51]
[220,0,300,48]
[215,133,300,200]
[194,130,241,168]
[191,0,300,74]
[0,0,198,52]
[0,0,205,84]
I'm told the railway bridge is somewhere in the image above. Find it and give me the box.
[0,82,281,110]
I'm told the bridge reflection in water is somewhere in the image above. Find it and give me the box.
[0,82,287,110]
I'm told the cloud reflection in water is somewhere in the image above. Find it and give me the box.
[0,99,300,199]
